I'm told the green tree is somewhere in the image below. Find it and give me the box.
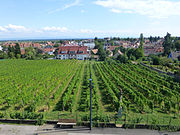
[0,51,8,59]
[14,43,21,58]
[159,57,173,66]
[98,46,106,61]
[134,48,143,59]
[152,56,160,65]
[117,55,128,63]
[163,33,174,56]
[149,36,153,43]
[178,55,180,61]
[106,50,111,56]
[9,52,15,59]
[25,47,36,60]
[53,44,59,48]
[175,40,180,51]
[139,33,144,57]
[127,48,135,59]
[8,45,14,58]
[16,54,21,59]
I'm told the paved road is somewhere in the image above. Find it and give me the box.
[0,124,180,135]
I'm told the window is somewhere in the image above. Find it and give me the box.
[78,51,83,54]
[69,51,75,54]
[61,51,66,54]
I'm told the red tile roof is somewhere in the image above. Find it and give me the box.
[58,46,88,55]
[106,46,120,51]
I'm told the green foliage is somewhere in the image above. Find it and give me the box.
[175,40,180,51]
[53,44,59,48]
[94,39,106,61]
[25,47,36,60]
[175,69,180,76]
[159,57,173,66]
[151,55,160,65]
[117,55,128,63]
[0,60,180,128]
[163,33,174,56]
[15,43,21,58]
[9,52,15,59]
[0,51,8,59]
[98,46,106,61]
[16,54,21,59]
[134,48,144,59]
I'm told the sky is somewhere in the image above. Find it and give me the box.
[0,0,180,39]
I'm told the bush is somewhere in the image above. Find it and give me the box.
[117,55,128,63]
[0,112,5,118]
[152,56,160,65]
[160,57,173,66]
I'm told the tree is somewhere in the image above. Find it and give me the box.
[14,43,21,58]
[7,45,16,58]
[53,44,59,48]
[54,48,59,56]
[159,57,173,66]
[8,45,12,57]
[25,47,36,60]
[117,55,128,63]
[163,33,174,56]
[175,40,180,51]
[149,36,153,43]
[16,54,21,59]
[127,48,135,59]
[178,55,180,61]
[139,33,144,57]
[106,50,111,56]
[134,48,143,59]
[0,51,8,59]
[152,56,160,65]
[9,52,15,59]
[98,46,106,61]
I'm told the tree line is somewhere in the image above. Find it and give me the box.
[0,43,53,60]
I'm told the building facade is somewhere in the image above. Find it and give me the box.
[57,46,89,60]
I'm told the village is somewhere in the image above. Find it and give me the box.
[0,37,166,60]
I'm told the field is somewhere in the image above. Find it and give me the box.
[0,60,180,127]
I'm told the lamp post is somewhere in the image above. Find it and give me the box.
[89,72,92,130]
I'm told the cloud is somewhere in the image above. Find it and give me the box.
[80,29,93,33]
[5,24,28,32]
[111,9,122,13]
[94,0,180,18]
[43,26,68,32]
[0,24,29,32]
[0,26,7,32]
[48,0,82,14]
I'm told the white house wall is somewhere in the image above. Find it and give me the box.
[57,54,88,60]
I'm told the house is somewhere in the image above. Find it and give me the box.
[113,50,123,59]
[20,48,25,55]
[144,44,164,56]
[57,46,89,60]
[91,49,98,55]
[0,46,2,51]
[84,42,95,49]
[105,46,121,57]
[43,48,55,55]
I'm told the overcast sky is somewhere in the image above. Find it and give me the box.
[0,0,180,39]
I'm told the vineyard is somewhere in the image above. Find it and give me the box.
[0,60,180,127]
